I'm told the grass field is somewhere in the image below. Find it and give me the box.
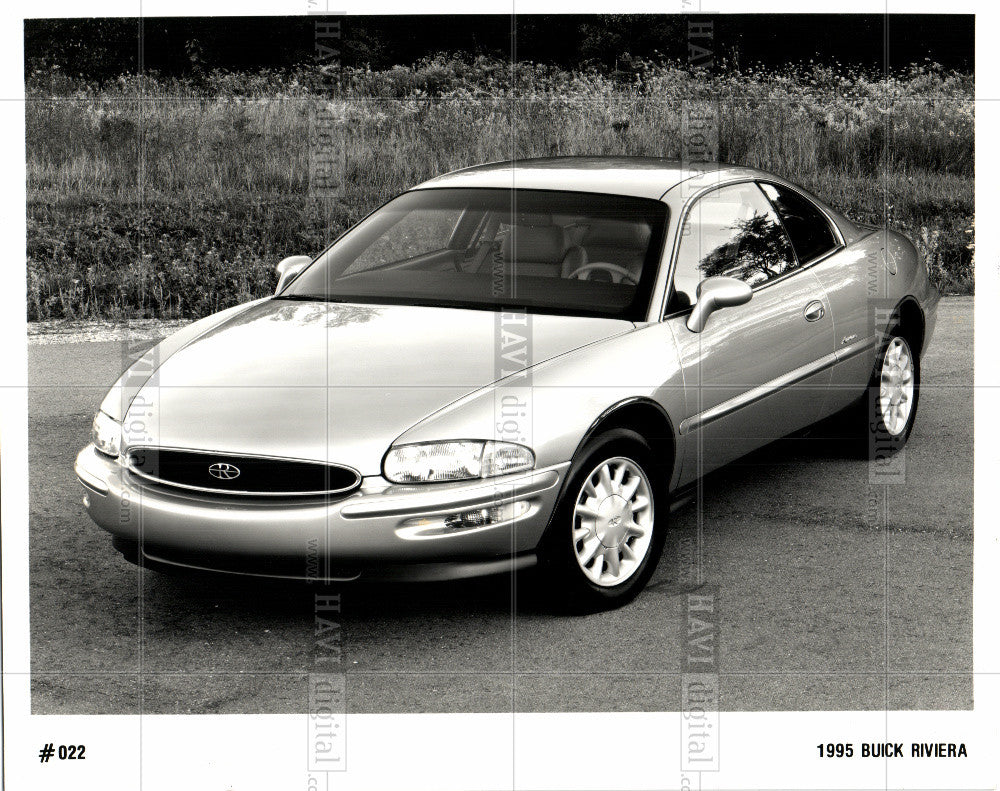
[26,58,974,320]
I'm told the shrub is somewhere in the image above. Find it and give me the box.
[26,58,974,320]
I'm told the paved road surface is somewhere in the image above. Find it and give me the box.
[27,298,973,713]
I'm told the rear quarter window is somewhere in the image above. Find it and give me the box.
[759,182,838,263]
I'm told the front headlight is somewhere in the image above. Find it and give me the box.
[91,410,122,458]
[383,441,535,484]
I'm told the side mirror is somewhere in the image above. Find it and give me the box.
[686,276,752,333]
[275,255,312,294]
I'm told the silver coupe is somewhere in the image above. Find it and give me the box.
[76,157,939,609]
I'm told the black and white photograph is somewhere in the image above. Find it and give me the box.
[0,0,991,788]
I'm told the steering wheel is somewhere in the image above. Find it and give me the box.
[567,262,638,285]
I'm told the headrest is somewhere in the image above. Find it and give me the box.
[502,225,565,264]
[583,220,651,249]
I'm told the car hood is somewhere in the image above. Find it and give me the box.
[123,299,632,476]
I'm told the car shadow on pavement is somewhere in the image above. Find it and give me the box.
[137,555,696,619]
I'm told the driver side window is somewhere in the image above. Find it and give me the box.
[670,182,797,312]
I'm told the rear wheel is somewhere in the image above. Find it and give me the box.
[867,330,919,453]
[539,430,667,611]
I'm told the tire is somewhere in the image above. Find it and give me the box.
[866,328,920,454]
[538,429,668,612]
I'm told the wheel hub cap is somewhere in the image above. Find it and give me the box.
[596,495,632,548]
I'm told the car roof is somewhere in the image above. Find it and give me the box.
[411,156,763,201]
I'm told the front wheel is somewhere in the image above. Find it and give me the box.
[539,430,667,612]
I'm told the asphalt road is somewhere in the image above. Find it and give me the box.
[27,298,973,714]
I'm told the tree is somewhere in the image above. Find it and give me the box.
[697,213,795,285]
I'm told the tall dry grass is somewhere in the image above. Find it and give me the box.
[26,58,974,320]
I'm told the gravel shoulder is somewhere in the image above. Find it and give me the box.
[28,318,193,345]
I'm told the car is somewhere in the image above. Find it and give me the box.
[75,156,940,610]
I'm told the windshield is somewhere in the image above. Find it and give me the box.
[282,188,668,320]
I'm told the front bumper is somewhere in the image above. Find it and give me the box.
[75,444,568,582]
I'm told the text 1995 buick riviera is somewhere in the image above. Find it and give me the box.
[76,157,939,609]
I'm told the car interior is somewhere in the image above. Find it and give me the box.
[471,211,654,285]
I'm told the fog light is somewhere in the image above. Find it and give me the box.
[444,500,530,530]
[396,500,534,541]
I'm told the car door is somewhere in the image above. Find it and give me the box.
[664,181,836,487]
[757,180,878,416]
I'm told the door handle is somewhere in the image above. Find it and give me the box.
[803,300,825,322]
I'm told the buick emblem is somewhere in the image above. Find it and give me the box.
[208,462,241,481]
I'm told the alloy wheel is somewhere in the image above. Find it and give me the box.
[879,337,915,436]
[571,456,654,587]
